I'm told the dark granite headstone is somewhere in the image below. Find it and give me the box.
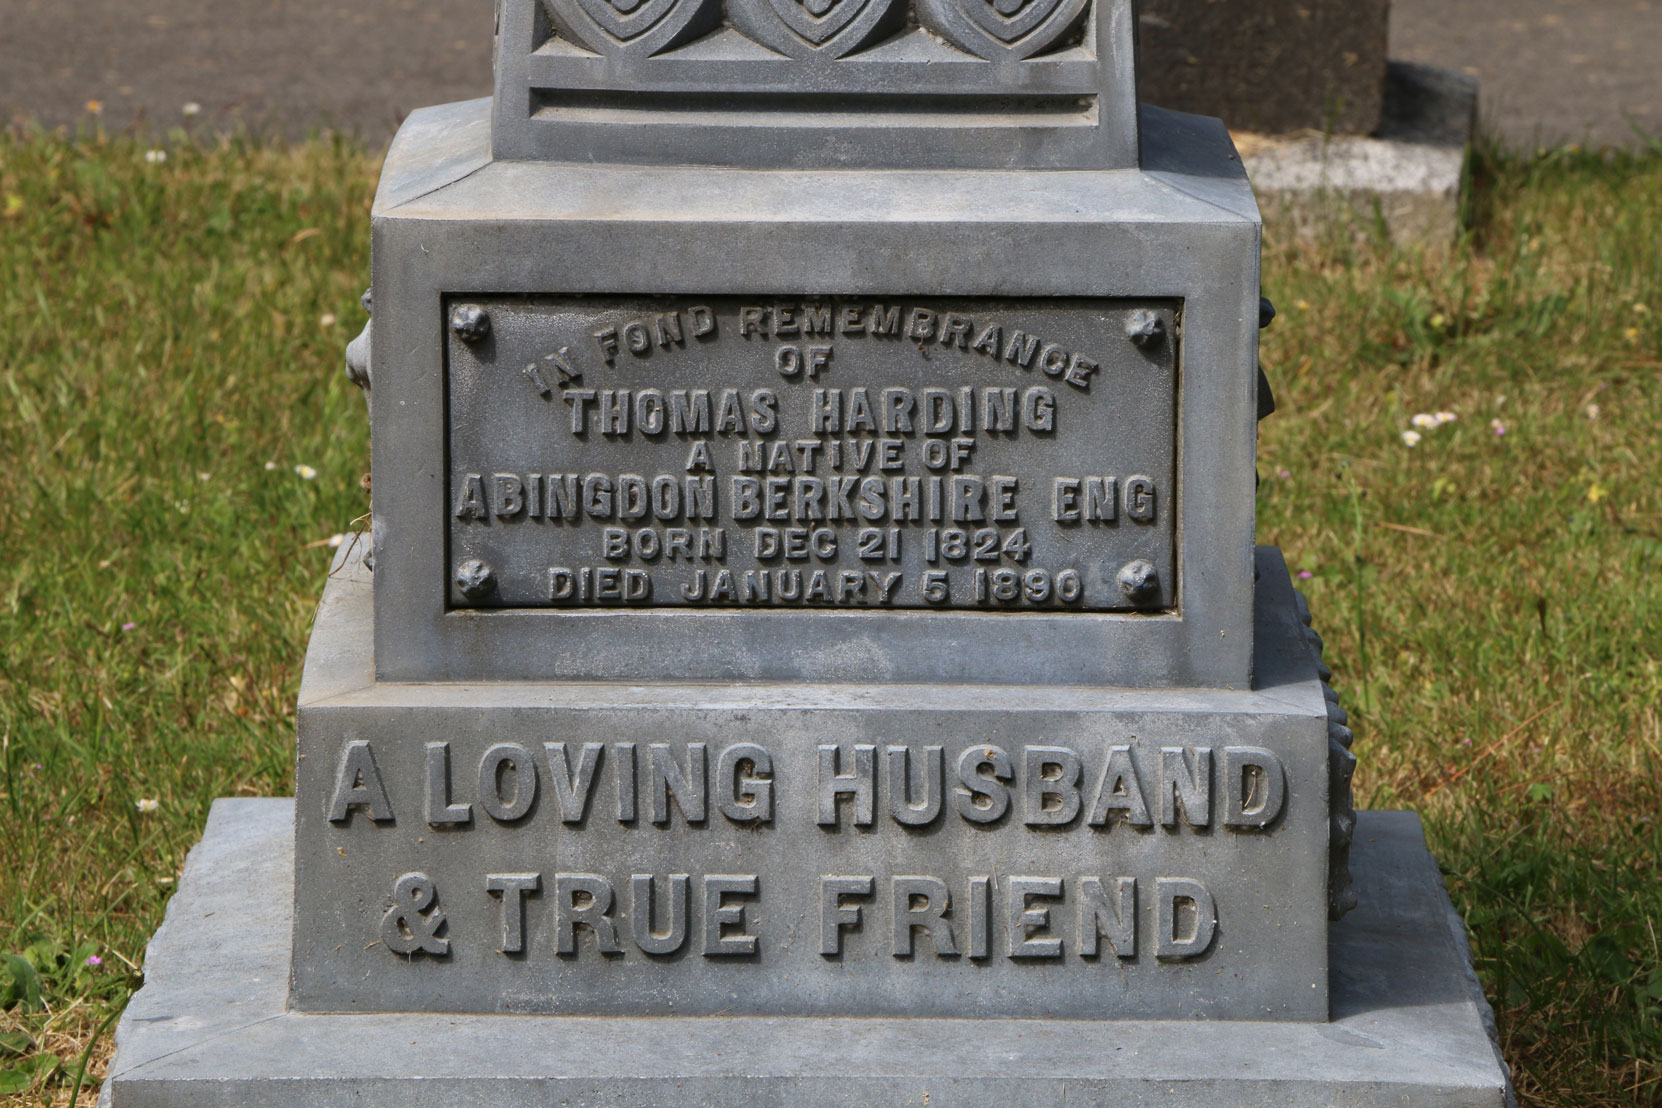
[1138,0,1391,135]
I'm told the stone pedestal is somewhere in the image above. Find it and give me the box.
[97,3,1513,1103]
[99,799,1510,1108]
[295,544,1333,1021]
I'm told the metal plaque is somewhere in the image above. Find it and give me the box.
[446,296,1178,612]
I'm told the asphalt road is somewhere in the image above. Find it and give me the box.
[1,0,1657,146]
[1393,0,1661,148]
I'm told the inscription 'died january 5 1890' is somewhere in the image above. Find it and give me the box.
[445,296,1178,611]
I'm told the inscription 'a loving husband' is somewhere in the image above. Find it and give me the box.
[327,740,1288,832]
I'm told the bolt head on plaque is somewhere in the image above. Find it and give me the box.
[1116,559,1160,604]
[449,304,492,344]
[1125,309,1165,349]
[454,559,496,600]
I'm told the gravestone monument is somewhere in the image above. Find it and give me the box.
[100,1,1513,1104]
[1137,0,1392,136]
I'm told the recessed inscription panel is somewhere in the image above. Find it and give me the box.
[295,712,1330,1020]
[446,296,1178,612]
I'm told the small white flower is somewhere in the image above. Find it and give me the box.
[1435,411,1458,426]
[182,101,202,118]
[264,460,278,471]
[327,534,346,549]
[136,798,160,814]
[144,148,167,164]
[1586,404,1601,420]
[319,313,338,328]
[294,464,318,480]
[1411,413,1439,430]
[1401,430,1423,447]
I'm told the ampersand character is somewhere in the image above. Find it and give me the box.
[380,871,450,957]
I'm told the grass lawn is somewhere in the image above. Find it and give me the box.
[1,124,1659,1107]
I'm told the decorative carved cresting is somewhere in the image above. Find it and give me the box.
[1294,588,1358,922]
[495,0,1134,177]
[917,0,1089,59]
[538,0,1090,58]
[542,0,722,55]
[727,0,906,59]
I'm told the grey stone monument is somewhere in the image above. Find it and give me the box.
[100,1,1513,1104]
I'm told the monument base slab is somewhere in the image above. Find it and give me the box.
[1242,62,1480,245]
[101,799,1512,1108]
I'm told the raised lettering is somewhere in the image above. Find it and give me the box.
[487,873,539,954]
[820,875,873,956]
[478,743,536,822]
[1156,878,1216,961]
[631,874,691,955]
[703,875,759,956]
[819,744,876,827]
[329,740,393,824]
[554,874,621,955]
[1024,746,1082,826]
[892,876,957,957]
[1007,876,1064,959]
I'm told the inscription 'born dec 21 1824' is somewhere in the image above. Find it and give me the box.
[445,296,1179,611]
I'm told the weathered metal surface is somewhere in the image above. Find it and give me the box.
[102,799,1512,1108]
[444,296,1178,612]
[290,542,1331,1020]
[364,99,1263,687]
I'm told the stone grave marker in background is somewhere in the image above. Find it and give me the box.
[99,1,1513,1103]
[1138,0,1392,136]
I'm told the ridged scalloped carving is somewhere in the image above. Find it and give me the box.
[1294,588,1359,923]
[727,0,907,57]
[540,0,721,55]
[539,0,1091,58]
[916,0,1089,58]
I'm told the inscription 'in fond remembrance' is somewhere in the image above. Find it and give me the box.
[446,296,1178,611]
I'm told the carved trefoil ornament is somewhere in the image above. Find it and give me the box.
[492,0,1138,169]
[539,0,720,55]
[727,0,906,58]
[916,0,1089,58]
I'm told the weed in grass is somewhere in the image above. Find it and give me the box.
[0,124,378,1103]
[0,126,1658,1107]
[1259,138,1662,1107]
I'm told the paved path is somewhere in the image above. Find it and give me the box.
[2,0,1658,147]
[0,0,488,142]
[1392,0,1661,149]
